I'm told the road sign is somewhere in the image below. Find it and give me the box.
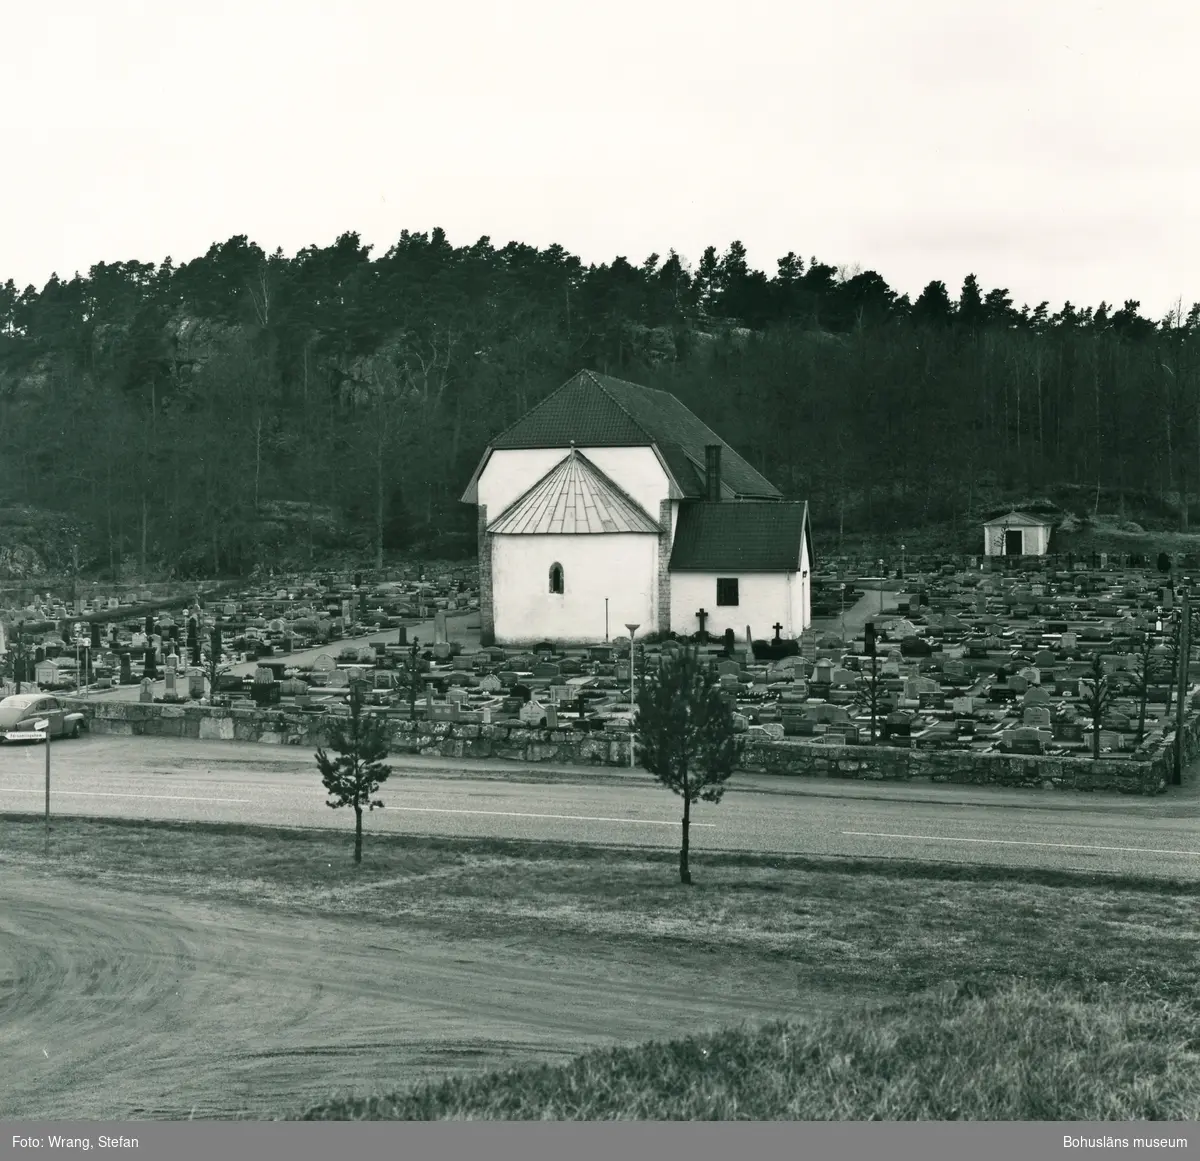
[5,730,47,741]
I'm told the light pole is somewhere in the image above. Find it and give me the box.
[839,584,846,643]
[34,716,50,856]
[878,560,884,613]
[900,544,906,580]
[625,622,639,768]
[605,598,609,642]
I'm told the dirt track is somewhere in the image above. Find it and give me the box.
[0,867,841,1120]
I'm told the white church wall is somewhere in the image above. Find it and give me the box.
[479,447,671,524]
[799,534,811,630]
[669,572,798,640]
[491,533,659,644]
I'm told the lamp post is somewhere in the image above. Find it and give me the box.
[625,622,639,768]
[878,561,884,613]
[34,716,50,856]
[839,584,846,643]
[900,544,906,580]
[605,598,609,642]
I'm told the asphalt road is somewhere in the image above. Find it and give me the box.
[2,736,1198,879]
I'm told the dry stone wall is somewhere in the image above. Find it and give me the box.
[76,701,1185,795]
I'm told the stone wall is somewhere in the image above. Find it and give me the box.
[477,504,495,647]
[75,701,1188,794]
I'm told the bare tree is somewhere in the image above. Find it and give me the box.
[1080,652,1115,760]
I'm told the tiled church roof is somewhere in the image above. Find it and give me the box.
[478,370,781,500]
[668,501,811,571]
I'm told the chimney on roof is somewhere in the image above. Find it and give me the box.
[704,445,722,501]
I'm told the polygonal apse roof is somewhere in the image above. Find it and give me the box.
[487,448,662,535]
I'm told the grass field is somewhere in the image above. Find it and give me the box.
[2,814,1198,1119]
[300,982,1200,1120]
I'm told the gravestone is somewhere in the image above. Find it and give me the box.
[119,654,133,684]
[164,667,177,699]
[139,677,153,703]
[434,611,448,645]
[1023,705,1052,728]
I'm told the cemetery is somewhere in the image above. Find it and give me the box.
[4,549,1200,796]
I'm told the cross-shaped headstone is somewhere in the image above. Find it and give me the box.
[696,608,708,636]
[772,622,783,642]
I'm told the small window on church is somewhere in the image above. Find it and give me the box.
[716,578,739,606]
[549,563,564,594]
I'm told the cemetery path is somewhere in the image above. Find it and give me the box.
[3,737,1199,880]
[811,590,900,639]
[78,611,481,703]
[0,868,844,1120]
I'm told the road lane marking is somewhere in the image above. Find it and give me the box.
[389,806,716,827]
[843,831,1199,858]
[0,789,250,804]
[0,792,711,824]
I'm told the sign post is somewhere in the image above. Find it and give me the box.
[1175,592,1190,786]
[33,717,50,856]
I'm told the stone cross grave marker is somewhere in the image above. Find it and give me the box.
[772,622,783,642]
[695,608,708,637]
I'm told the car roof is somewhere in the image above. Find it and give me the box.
[0,694,46,709]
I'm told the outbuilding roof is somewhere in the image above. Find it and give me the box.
[982,509,1055,528]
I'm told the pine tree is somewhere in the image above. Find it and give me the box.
[315,681,392,864]
[634,646,736,884]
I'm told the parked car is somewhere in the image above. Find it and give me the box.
[0,694,86,742]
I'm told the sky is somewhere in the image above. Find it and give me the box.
[3,0,1198,318]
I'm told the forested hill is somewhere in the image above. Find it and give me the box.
[2,229,1199,579]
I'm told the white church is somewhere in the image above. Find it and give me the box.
[461,370,813,646]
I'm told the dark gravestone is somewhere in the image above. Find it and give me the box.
[90,621,101,649]
[1158,552,1172,573]
[723,627,736,655]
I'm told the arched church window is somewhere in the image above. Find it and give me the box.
[549,563,564,594]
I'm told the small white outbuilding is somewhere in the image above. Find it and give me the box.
[982,510,1054,557]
